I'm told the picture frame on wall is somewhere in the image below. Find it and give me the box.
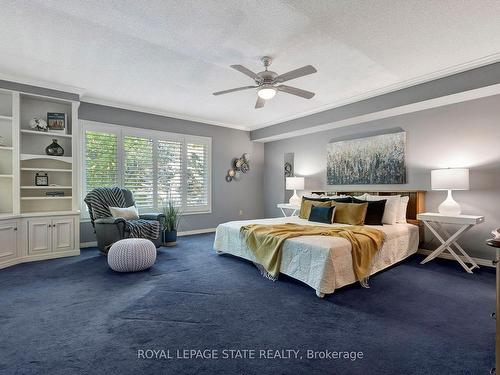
[47,112,67,132]
[327,131,407,185]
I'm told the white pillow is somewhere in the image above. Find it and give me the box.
[109,205,139,220]
[354,193,368,200]
[397,196,409,223]
[364,194,401,225]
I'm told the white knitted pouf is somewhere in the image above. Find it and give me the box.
[107,238,156,272]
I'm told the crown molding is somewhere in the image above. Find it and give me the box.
[0,72,85,96]
[80,96,250,131]
[253,82,500,142]
[247,52,500,130]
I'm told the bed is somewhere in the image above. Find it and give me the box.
[213,191,425,298]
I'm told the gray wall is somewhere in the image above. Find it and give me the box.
[79,102,264,243]
[251,61,500,141]
[264,94,500,260]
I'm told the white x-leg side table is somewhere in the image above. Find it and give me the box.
[417,212,485,273]
[277,203,300,217]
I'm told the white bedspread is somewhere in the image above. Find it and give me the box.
[213,216,419,295]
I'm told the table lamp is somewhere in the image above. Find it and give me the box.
[286,177,304,206]
[431,168,469,215]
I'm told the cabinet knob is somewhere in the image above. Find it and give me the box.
[13,227,17,231]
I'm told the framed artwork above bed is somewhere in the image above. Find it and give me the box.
[327,131,407,185]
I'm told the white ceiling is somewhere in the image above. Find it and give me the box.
[2,0,500,130]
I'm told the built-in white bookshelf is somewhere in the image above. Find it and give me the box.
[0,88,80,270]
[15,93,79,214]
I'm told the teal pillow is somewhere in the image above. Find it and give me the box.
[308,205,335,224]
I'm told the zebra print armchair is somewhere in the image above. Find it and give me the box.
[84,187,164,253]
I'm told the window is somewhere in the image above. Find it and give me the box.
[81,121,211,216]
[186,142,209,208]
[84,131,118,191]
[123,135,154,209]
[157,139,183,207]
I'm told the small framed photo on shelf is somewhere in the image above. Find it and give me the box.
[35,172,49,186]
[47,112,67,132]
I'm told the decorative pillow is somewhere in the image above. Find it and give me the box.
[299,198,331,219]
[301,196,332,203]
[352,197,386,225]
[364,194,401,225]
[331,197,353,203]
[332,202,368,225]
[397,196,409,223]
[109,205,139,220]
[308,205,336,224]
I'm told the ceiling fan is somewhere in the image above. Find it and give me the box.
[213,56,317,109]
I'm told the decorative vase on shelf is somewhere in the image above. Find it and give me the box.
[45,139,64,156]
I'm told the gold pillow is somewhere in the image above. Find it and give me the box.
[299,199,331,219]
[332,202,368,225]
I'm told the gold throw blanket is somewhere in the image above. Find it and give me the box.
[240,223,385,281]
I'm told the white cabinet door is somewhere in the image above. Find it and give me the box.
[28,219,51,254]
[0,221,18,262]
[52,217,74,253]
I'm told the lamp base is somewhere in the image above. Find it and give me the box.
[438,190,462,216]
[289,190,301,206]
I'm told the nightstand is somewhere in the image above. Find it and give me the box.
[277,203,300,217]
[417,212,485,273]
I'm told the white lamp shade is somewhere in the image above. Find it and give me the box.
[431,168,469,191]
[286,177,304,190]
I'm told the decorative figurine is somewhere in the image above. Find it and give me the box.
[29,118,48,132]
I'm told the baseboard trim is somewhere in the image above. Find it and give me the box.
[0,250,80,270]
[417,249,494,268]
[79,229,216,248]
[178,228,216,236]
[80,241,97,248]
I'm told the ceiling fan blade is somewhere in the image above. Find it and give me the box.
[275,65,317,83]
[213,86,257,96]
[255,96,265,109]
[230,65,261,80]
[277,85,315,99]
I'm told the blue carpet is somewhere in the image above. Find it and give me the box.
[0,233,495,374]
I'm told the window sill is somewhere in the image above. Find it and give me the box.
[80,210,212,222]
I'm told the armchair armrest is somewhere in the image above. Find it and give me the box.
[139,213,165,221]
[95,217,127,225]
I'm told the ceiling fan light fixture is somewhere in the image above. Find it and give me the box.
[257,86,276,100]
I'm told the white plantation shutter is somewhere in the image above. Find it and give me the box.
[186,142,209,211]
[81,121,211,215]
[123,135,154,209]
[84,130,118,191]
[157,139,183,207]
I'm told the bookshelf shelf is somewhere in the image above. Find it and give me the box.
[21,167,72,173]
[21,153,72,163]
[21,186,72,189]
[20,129,72,138]
[21,196,72,201]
